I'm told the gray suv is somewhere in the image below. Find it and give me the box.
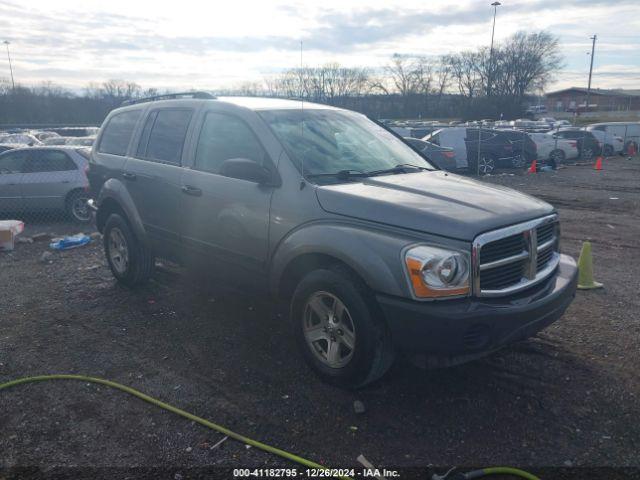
[88,93,578,387]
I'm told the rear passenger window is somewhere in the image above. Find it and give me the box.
[26,151,77,173]
[98,110,141,156]
[195,112,265,174]
[138,109,193,165]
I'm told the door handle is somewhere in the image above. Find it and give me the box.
[181,185,202,196]
[122,172,137,181]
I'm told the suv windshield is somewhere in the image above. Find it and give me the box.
[259,109,434,179]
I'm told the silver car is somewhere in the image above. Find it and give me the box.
[0,147,91,222]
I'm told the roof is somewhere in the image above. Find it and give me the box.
[546,87,640,97]
[216,96,340,111]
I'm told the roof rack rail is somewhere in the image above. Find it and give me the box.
[121,91,216,106]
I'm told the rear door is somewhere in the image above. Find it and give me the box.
[123,108,195,256]
[21,150,78,210]
[180,107,275,284]
[0,150,27,212]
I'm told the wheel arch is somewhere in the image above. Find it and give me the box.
[270,222,411,301]
[95,178,148,244]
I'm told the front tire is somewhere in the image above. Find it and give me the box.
[104,214,155,287]
[290,265,394,388]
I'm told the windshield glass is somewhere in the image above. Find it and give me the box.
[259,109,434,178]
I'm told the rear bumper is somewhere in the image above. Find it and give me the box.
[377,254,577,356]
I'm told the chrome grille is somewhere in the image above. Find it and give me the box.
[473,215,560,297]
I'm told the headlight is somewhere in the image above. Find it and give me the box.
[404,245,470,299]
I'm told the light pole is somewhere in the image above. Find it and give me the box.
[487,1,501,97]
[3,40,15,90]
[585,34,597,112]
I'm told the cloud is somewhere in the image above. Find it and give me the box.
[0,0,638,91]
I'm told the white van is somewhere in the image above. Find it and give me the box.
[585,122,640,154]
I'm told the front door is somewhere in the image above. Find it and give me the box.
[0,150,27,213]
[180,109,274,286]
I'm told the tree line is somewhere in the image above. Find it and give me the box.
[0,30,561,125]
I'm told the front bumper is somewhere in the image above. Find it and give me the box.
[377,254,577,356]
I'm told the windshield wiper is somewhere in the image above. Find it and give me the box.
[365,163,430,176]
[305,169,368,181]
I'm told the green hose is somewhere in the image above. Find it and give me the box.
[0,374,353,480]
[1,375,542,480]
[481,467,540,479]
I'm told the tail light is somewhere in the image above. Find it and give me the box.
[443,151,455,158]
[569,141,577,147]
[504,144,513,152]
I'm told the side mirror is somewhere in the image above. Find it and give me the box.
[220,158,271,184]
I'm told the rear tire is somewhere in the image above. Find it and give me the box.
[104,213,154,287]
[603,144,614,157]
[580,146,595,160]
[471,154,495,175]
[549,149,565,166]
[66,190,91,223]
[290,265,395,388]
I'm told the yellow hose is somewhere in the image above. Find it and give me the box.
[0,374,353,480]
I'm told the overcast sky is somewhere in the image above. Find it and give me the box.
[1,0,639,93]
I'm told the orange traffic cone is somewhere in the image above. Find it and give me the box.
[528,159,537,173]
[594,156,603,170]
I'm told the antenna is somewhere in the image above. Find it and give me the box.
[299,40,305,189]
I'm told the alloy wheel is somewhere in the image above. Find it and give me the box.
[303,291,356,369]
[108,227,129,275]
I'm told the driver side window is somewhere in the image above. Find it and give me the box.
[0,151,27,174]
[194,112,266,175]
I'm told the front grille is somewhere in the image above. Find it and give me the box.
[473,215,560,297]
[480,233,525,263]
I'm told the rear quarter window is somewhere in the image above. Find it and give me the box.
[97,110,142,156]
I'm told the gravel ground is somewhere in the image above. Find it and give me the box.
[1,155,639,479]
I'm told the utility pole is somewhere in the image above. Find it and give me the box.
[487,1,501,97]
[585,35,596,112]
[3,41,15,90]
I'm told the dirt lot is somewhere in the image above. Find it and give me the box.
[1,156,639,478]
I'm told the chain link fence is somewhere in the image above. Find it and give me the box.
[0,127,99,248]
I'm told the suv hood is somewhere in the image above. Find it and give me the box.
[315,171,554,241]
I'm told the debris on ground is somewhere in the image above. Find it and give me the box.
[40,251,54,263]
[49,233,91,250]
[0,220,25,252]
[31,232,53,242]
[353,400,366,414]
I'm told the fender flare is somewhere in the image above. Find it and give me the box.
[269,222,411,299]
[97,178,148,244]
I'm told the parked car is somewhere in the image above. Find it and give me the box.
[585,122,639,155]
[0,144,23,154]
[31,131,61,142]
[42,136,95,146]
[87,94,577,387]
[424,127,526,174]
[583,128,624,156]
[0,147,91,222]
[0,133,42,146]
[554,129,601,159]
[403,137,457,170]
[528,132,579,166]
